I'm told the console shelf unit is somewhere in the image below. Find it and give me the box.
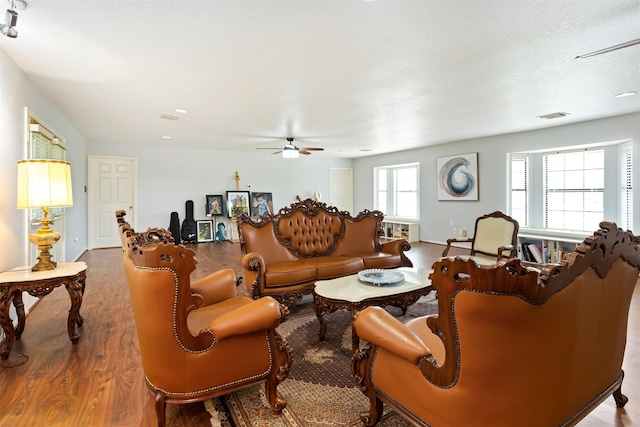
[517,229,589,264]
[381,220,420,243]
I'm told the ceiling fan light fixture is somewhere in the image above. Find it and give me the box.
[282,144,298,158]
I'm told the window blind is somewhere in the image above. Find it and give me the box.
[544,148,604,232]
[510,154,528,227]
[621,143,633,231]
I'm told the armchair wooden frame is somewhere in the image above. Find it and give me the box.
[442,211,519,262]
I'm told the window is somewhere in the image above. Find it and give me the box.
[375,163,419,219]
[28,118,67,223]
[544,149,604,232]
[30,120,66,160]
[509,141,632,233]
[27,116,68,264]
[621,142,633,231]
[510,154,528,227]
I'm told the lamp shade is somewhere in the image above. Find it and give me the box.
[17,159,73,209]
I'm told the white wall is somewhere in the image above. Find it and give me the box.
[1,48,89,323]
[0,48,89,272]
[88,141,353,231]
[354,113,640,244]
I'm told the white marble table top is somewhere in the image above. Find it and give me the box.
[314,267,432,303]
[0,262,87,284]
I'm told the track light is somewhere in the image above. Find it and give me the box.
[0,9,18,38]
[1,0,26,38]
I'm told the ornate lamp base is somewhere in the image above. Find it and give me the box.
[28,208,61,272]
[31,244,58,271]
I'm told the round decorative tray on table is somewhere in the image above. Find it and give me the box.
[357,269,405,286]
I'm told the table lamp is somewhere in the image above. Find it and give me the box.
[17,159,73,271]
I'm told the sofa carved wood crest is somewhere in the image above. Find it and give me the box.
[116,210,292,427]
[237,198,413,307]
[352,221,640,426]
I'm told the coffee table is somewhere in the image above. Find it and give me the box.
[313,267,433,352]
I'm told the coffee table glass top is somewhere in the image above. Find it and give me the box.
[314,267,432,303]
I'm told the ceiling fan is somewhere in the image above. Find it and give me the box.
[257,137,324,158]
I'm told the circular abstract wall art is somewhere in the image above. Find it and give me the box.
[436,153,478,200]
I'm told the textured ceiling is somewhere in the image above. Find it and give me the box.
[1,0,639,158]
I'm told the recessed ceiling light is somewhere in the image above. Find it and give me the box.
[537,112,570,120]
[615,91,637,98]
[162,136,172,139]
[175,108,188,114]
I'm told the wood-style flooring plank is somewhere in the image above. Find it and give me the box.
[0,241,638,426]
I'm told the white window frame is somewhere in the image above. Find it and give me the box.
[620,142,633,231]
[509,153,529,227]
[508,140,632,234]
[27,114,68,265]
[543,147,604,232]
[374,162,420,220]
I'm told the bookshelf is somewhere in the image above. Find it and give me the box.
[517,229,589,264]
[381,220,420,243]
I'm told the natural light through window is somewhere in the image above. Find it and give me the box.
[510,155,528,227]
[509,141,632,234]
[544,149,604,232]
[375,163,419,219]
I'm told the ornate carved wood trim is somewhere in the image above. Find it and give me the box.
[238,198,386,258]
[419,221,639,388]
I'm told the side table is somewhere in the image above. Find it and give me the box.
[0,262,87,367]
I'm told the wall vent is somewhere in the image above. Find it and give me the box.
[537,112,570,120]
[160,113,179,121]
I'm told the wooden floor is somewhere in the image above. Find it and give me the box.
[0,241,638,427]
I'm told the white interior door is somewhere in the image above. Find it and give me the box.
[89,156,136,249]
[329,167,353,213]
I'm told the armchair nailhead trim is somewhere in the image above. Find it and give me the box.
[145,330,274,397]
[134,264,215,353]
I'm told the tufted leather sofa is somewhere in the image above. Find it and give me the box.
[352,222,640,426]
[237,198,413,307]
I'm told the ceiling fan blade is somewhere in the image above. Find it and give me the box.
[272,150,283,155]
[257,147,280,150]
[299,147,324,151]
[299,150,312,155]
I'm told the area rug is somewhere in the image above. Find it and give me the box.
[208,294,439,426]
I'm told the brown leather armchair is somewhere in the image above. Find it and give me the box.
[116,211,292,427]
[353,222,638,426]
[442,211,519,264]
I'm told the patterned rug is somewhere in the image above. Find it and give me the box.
[207,294,439,426]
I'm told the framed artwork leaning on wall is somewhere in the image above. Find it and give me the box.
[206,194,224,217]
[226,191,250,218]
[251,192,273,220]
[196,220,214,242]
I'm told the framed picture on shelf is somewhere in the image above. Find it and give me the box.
[214,219,229,241]
[206,194,224,217]
[250,192,274,220]
[226,191,250,218]
[196,220,214,242]
[436,152,479,201]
